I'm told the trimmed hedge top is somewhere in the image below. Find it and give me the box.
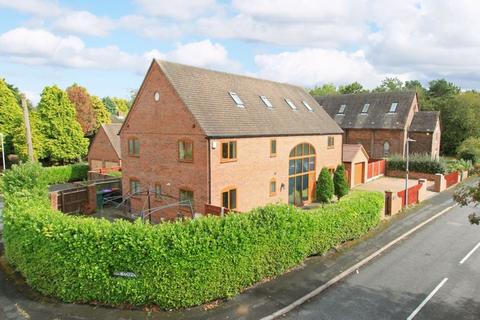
[2,163,384,309]
[387,153,446,174]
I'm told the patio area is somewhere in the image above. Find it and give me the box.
[356,177,437,200]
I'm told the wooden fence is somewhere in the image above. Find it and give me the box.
[367,159,386,180]
[397,183,423,208]
[445,171,459,188]
[56,186,89,214]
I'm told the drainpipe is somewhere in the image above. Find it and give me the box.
[207,138,211,205]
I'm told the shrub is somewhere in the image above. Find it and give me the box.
[316,167,334,203]
[386,153,446,174]
[457,137,480,164]
[445,159,473,173]
[333,164,349,199]
[43,163,88,184]
[2,163,383,309]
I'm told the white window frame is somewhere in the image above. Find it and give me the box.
[228,91,244,107]
[260,95,273,108]
[285,98,297,110]
[302,100,313,112]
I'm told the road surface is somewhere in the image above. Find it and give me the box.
[283,204,480,320]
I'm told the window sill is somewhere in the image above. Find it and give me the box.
[270,154,277,158]
[221,158,237,163]
[128,154,140,158]
[179,159,193,163]
[327,146,335,149]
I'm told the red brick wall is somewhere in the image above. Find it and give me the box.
[87,127,121,169]
[209,135,343,212]
[120,62,209,220]
[345,129,405,159]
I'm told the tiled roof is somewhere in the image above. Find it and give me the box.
[156,60,343,138]
[102,123,122,158]
[409,111,440,132]
[343,144,369,162]
[315,91,417,130]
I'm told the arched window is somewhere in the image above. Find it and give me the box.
[383,141,390,157]
[288,143,316,206]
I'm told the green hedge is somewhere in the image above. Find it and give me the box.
[387,153,446,174]
[43,163,88,184]
[2,163,383,309]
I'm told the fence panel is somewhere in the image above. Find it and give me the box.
[58,187,88,213]
[445,172,459,188]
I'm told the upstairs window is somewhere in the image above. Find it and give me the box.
[361,103,370,114]
[270,139,277,157]
[389,102,398,113]
[328,136,335,149]
[285,98,297,110]
[228,91,244,107]
[221,141,237,162]
[178,140,193,162]
[222,188,237,210]
[338,104,346,114]
[302,100,313,112]
[128,138,140,156]
[383,141,390,157]
[260,95,273,108]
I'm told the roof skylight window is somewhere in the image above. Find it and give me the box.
[338,104,346,114]
[302,101,313,112]
[260,95,273,108]
[361,103,370,114]
[389,102,398,113]
[229,91,244,107]
[285,98,297,110]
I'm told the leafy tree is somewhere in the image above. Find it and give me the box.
[454,181,480,225]
[102,96,117,115]
[112,97,130,114]
[91,95,110,129]
[457,137,480,164]
[404,80,424,91]
[11,111,44,161]
[333,164,349,199]
[66,84,96,136]
[37,85,89,164]
[427,79,460,99]
[316,167,334,203]
[0,79,23,156]
[339,82,366,94]
[129,89,138,108]
[374,77,404,92]
[310,84,338,96]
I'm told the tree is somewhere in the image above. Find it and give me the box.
[310,84,338,96]
[0,79,23,157]
[374,77,404,92]
[404,80,424,91]
[316,167,334,203]
[37,85,89,164]
[454,181,480,225]
[112,97,130,115]
[333,164,349,199]
[457,137,480,164]
[339,82,366,94]
[91,95,110,129]
[427,79,460,99]
[102,96,117,115]
[66,84,96,136]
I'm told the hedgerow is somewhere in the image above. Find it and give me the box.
[43,163,88,184]
[387,153,446,174]
[2,163,383,309]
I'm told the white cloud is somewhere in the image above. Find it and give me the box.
[0,0,62,17]
[0,28,240,74]
[118,15,182,39]
[255,48,394,88]
[134,0,219,20]
[52,11,115,37]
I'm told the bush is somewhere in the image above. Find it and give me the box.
[333,164,349,199]
[386,153,446,174]
[43,163,88,184]
[445,159,473,173]
[2,163,383,309]
[457,137,480,164]
[316,167,334,203]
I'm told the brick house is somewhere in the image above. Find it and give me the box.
[315,92,441,159]
[87,123,122,170]
[119,60,343,219]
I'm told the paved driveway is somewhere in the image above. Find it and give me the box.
[356,177,436,199]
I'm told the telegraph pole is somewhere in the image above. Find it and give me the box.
[21,95,34,162]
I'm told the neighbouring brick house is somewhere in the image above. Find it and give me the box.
[87,123,122,170]
[119,60,343,219]
[315,92,441,160]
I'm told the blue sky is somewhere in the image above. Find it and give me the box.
[1,0,479,104]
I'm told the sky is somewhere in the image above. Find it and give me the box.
[0,0,479,104]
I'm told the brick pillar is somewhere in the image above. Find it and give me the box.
[417,179,427,202]
[49,191,59,210]
[434,174,446,192]
[83,184,97,215]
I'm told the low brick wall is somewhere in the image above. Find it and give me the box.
[386,170,438,181]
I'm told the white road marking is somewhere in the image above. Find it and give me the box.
[459,241,480,264]
[260,204,457,320]
[406,277,448,320]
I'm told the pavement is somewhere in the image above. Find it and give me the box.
[0,178,477,320]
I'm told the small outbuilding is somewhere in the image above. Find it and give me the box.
[343,144,369,188]
[87,123,122,170]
